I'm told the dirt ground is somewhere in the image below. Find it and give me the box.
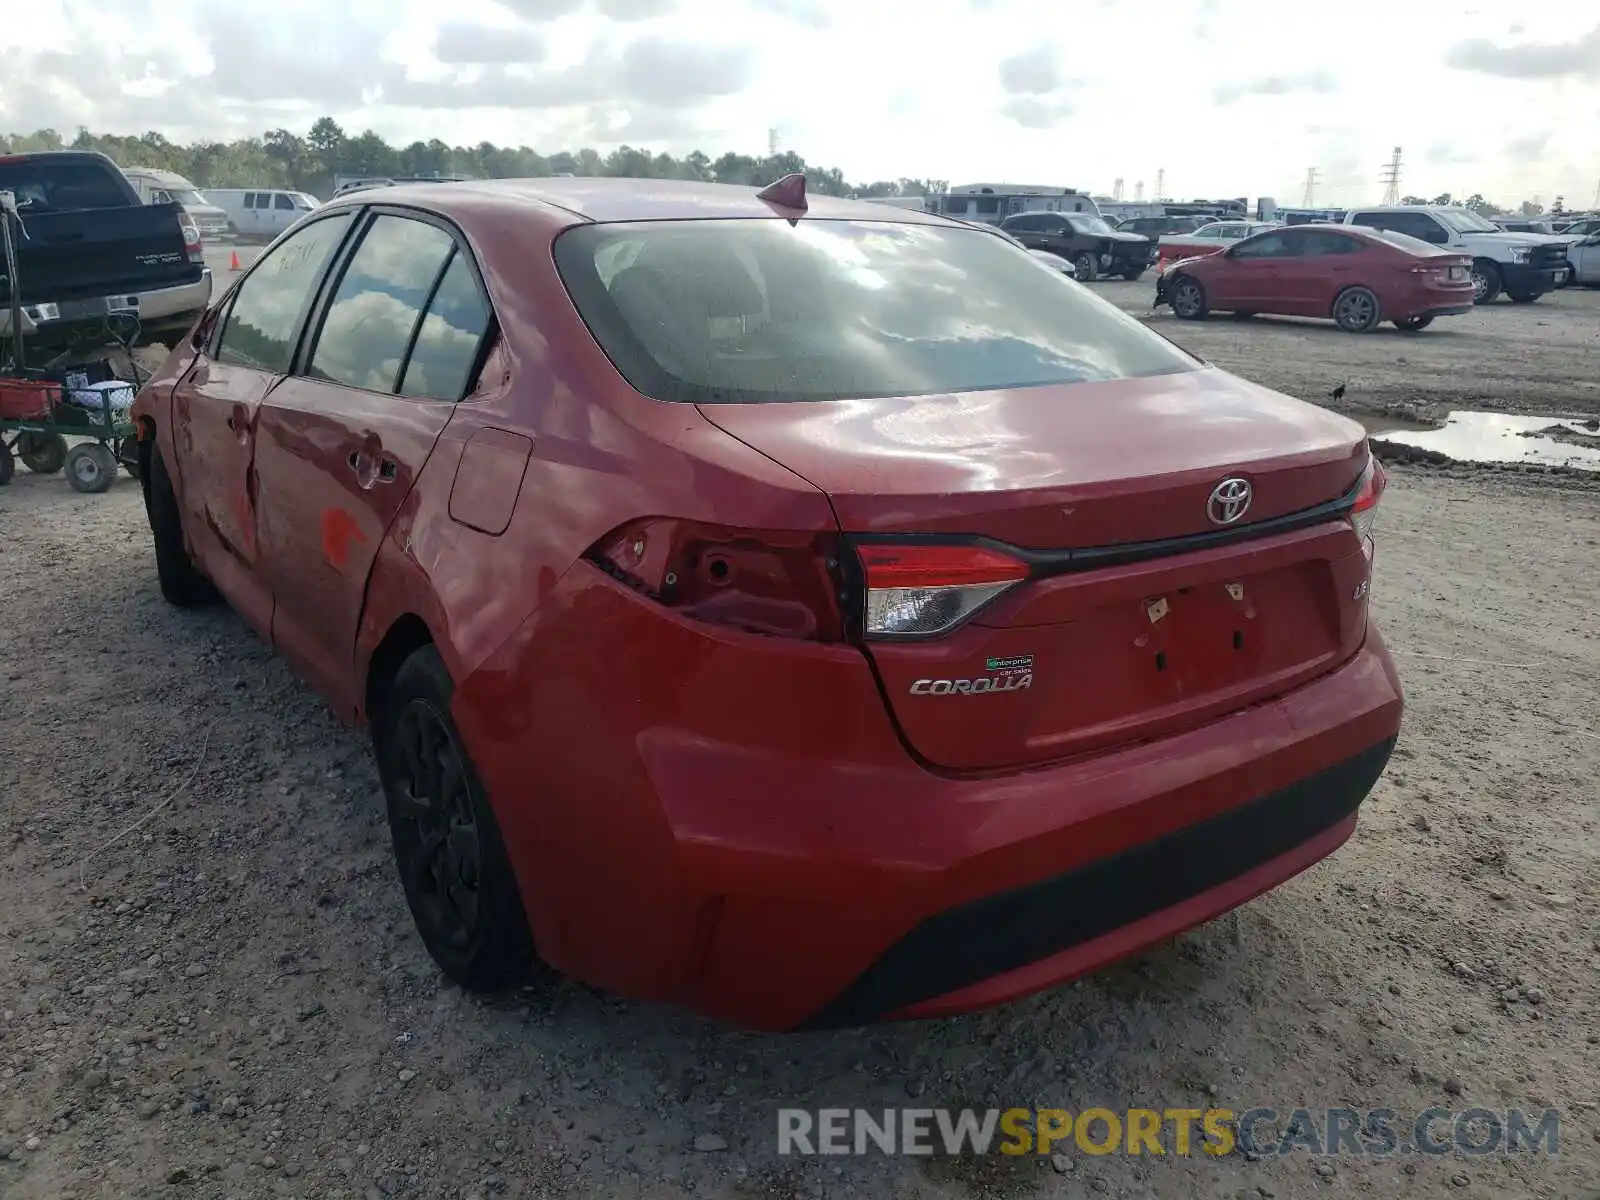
[1,268,1597,1200]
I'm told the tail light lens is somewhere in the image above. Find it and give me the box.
[856,543,1029,638]
[1350,453,1386,560]
[585,519,844,641]
[179,214,204,264]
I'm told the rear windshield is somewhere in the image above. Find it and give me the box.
[554,219,1197,403]
[1362,228,1451,256]
[0,159,131,211]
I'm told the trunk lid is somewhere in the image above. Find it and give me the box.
[700,369,1375,771]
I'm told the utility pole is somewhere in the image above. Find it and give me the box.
[1302,167,1319,208]
[1379,147,1402,205]
[1154,168,1165,202]
[767,128,779,156]
[1112,177,1124,201]
[1134,180,1145,202]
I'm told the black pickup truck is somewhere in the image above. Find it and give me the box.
[998,211,1156,281]
[0,150,213,355]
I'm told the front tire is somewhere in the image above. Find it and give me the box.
[1072,251,1098,282]
[373,646,538,993]
[145,441,220,607]
[1120,268,1145,282]
[1170,276,1208,320]
[1333,286,1382,333]
[1470,260,1502,305]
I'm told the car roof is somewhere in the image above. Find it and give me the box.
[326,176,959,228]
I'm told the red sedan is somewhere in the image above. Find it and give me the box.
[132,176,1402,1030]
[1155,223,1475,331]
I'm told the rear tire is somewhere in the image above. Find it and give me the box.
[65,443,118,493]
[1170,276,1208,320]
[1394,316,1434,331]
[1470,260,1501,305]
[18,432,67,474]
[1072,251,1098,282]
[0,441,13,486]
[1333,286,1382,333]
[145,441,220,607]
[373,646,539,993]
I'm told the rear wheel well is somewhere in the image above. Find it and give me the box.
[364,614,436,728]
[135,417,155,506]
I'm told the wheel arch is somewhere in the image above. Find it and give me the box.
[363,611,438,730]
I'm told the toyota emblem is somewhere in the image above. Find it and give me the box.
[1207,477,1253,525]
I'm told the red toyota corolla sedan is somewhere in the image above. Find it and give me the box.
[132,176,1403,1030]
[1154,223,1474,332]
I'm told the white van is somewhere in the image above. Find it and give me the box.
[205,188,320,241]
[121,167,232,242]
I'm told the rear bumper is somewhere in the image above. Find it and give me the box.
[0,272,212,342]
[455,565,1404,1030]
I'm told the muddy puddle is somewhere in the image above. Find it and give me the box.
[1371,411,1600,471]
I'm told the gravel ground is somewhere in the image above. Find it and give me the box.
[1,256,1597,1200]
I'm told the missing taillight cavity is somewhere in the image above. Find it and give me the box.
[855,542,1031,639]
[585,518,844,640]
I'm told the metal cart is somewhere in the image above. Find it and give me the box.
[0,188,146,493]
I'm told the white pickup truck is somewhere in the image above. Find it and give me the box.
[1341,205,1570,304]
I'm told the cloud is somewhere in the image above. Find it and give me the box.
[434,21,547,65]
[1444,25,1600,81]
[1505,132,1550,162]
[747,0,830,26]
[200,9,395,105]
[383,37,753,112]
[497,0,673,19]
[997,46,1060,95]
[1213,71,1336,105]
[999,96,1074,130]
[1425,141,1477,166]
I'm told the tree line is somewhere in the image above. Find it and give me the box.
[0,118,945,202]
[1399,193,1572,219]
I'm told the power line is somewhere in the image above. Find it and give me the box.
[1379,147,1402,206]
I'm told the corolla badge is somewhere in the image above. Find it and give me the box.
[1207,477,1253,526]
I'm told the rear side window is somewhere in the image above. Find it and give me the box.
[217,212,354,374]
[399,252,492,399]
[554,219,1197,404]
[307,215,456,393]
[0,159,136,211]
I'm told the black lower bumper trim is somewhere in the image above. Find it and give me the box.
[801,736,1396,1029]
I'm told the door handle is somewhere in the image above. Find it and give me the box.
[347,448,397,485]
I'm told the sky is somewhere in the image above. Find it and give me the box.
[2,0,1597,208]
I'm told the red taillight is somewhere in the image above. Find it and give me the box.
[1350,453,1386,559]
[856,542,1030,639]
[586,519,844,641]
[179,214,203,264]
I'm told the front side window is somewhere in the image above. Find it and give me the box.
[275,193,295,211]
[1067,215,1115,236]
[554,218,1198,404]
[307,215,456,393]
[1231,232,1297,258]
[216,212,355,373]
